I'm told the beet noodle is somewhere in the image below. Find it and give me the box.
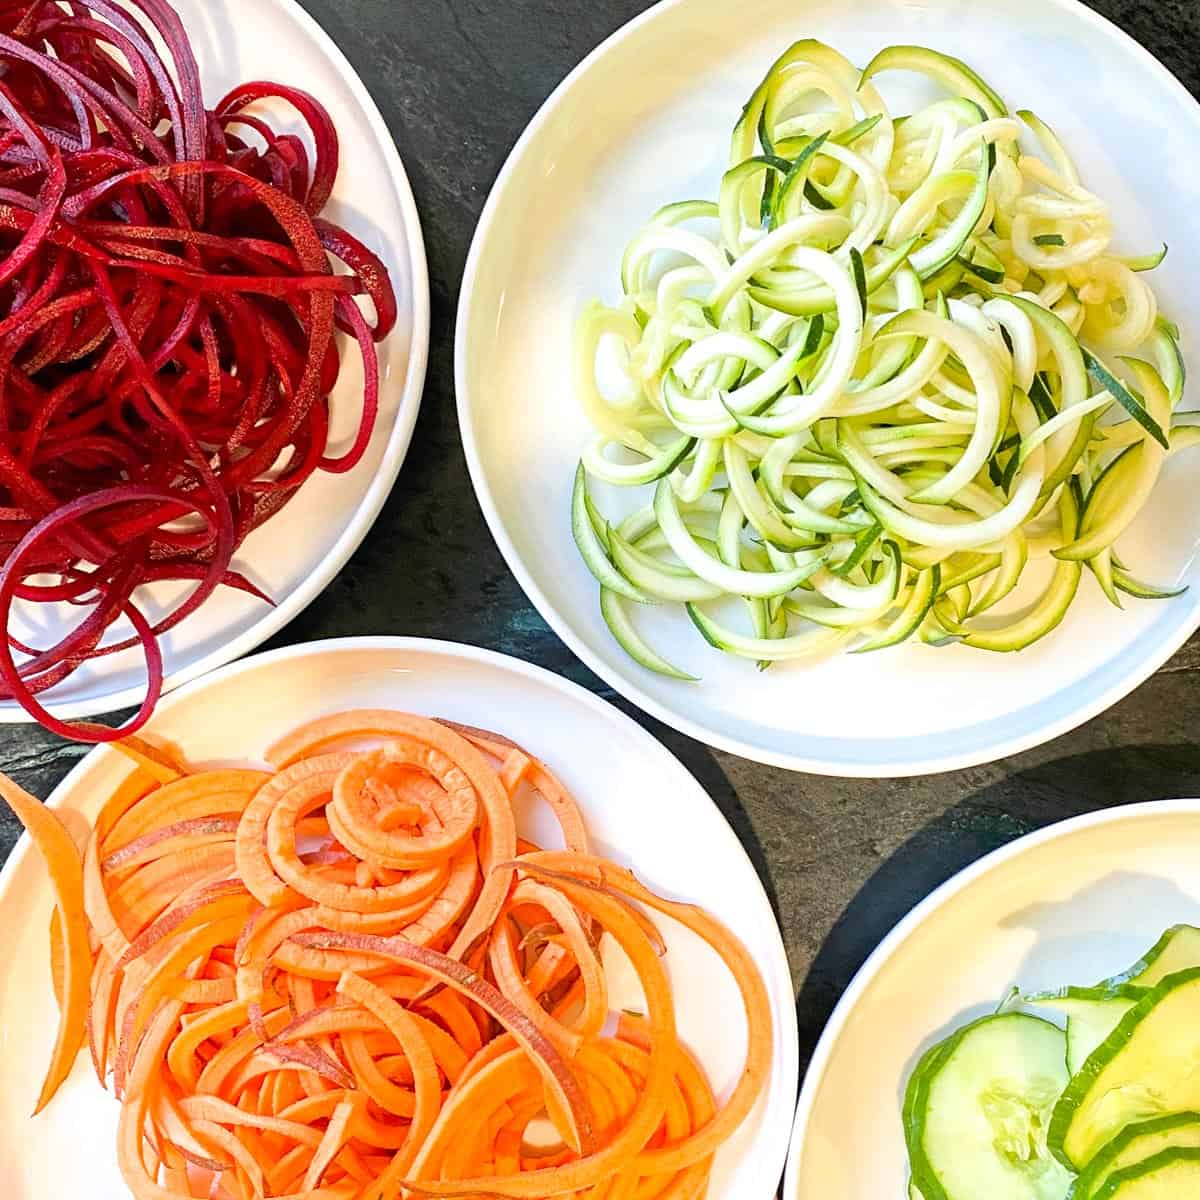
[0,0,397,737]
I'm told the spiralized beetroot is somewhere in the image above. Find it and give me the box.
[0,0,396,739]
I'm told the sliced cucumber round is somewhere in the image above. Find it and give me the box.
[1092,1147,1200,1199]
[1093,925,1200,990]
[908,1013,1072,1200]
[1025,986,1144,1075]
[1050,968,1200,1170]
[1073,1114,1200,1200]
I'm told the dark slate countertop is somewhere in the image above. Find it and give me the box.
[2,0,1199,1077]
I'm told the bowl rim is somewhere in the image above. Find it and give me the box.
[780,795,1200,1197]
[453,0,1200,776]
[0,633,800,1200]
[0,0,432,724]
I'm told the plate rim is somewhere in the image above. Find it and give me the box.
[0,0,432,725]
[781,795,1200,1198]
[0,633,799,1199]
[454,0,1200,777]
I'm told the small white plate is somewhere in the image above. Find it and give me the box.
[2,0,430,723]
[457,0,1200,775]
[0,636,796,1199]
[783,798,1200,1198]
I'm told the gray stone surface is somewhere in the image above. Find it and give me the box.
[1,0,1199,1109]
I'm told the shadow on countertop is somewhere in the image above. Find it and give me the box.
[794,740,1200,1069]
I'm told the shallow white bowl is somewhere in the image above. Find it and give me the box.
[457,0,1200,775]
[1,0,430,723]
[0,637,797,1199]
[783,797,1200,1197]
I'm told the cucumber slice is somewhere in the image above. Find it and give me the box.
[1026,987,1144,1074]
[1073,1114,1200,1200]
[1049,968,1200,1170]
[904,1028,970,1160]
[1092,1147,1200,1198]
[908,1013,1072,1200]
[1094,925,1200,990]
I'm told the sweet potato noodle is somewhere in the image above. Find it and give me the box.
[1,710,771,1200]
[0,1,397,738]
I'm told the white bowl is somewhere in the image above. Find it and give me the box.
[1,0,430,723]
[783,798,1200,1198]
[456,0,1200,775]
[0,636,797,1199]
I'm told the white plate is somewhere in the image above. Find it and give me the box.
[782,797,1200,1198]
[0,636,796,1199]
[2,0,430,723]
[456,0,1200,776]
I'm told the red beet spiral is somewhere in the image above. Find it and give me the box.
[0,0,396,738]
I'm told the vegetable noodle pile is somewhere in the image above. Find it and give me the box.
[3,710,770,1200]
[573,40,1195,676]
[0,0,396,737]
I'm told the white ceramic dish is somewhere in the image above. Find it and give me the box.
[2,0,430,723]
[782,797,1200,1198]
[0,636,796,1199]
[457,0,1200,776]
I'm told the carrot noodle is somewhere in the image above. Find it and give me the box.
[0,772,90,1113]
[2,708,771,1198]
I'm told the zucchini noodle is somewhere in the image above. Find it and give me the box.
[572,39,1194,674]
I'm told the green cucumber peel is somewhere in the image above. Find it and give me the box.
[599,588,698,681]
[1123,244,1168,272]
[850,246,868,317]
[572,464,652,603]
[1048,966,1200,1170]
[833,520,883,577]
[1081,350,1169,450]
[859,44,1008,119]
